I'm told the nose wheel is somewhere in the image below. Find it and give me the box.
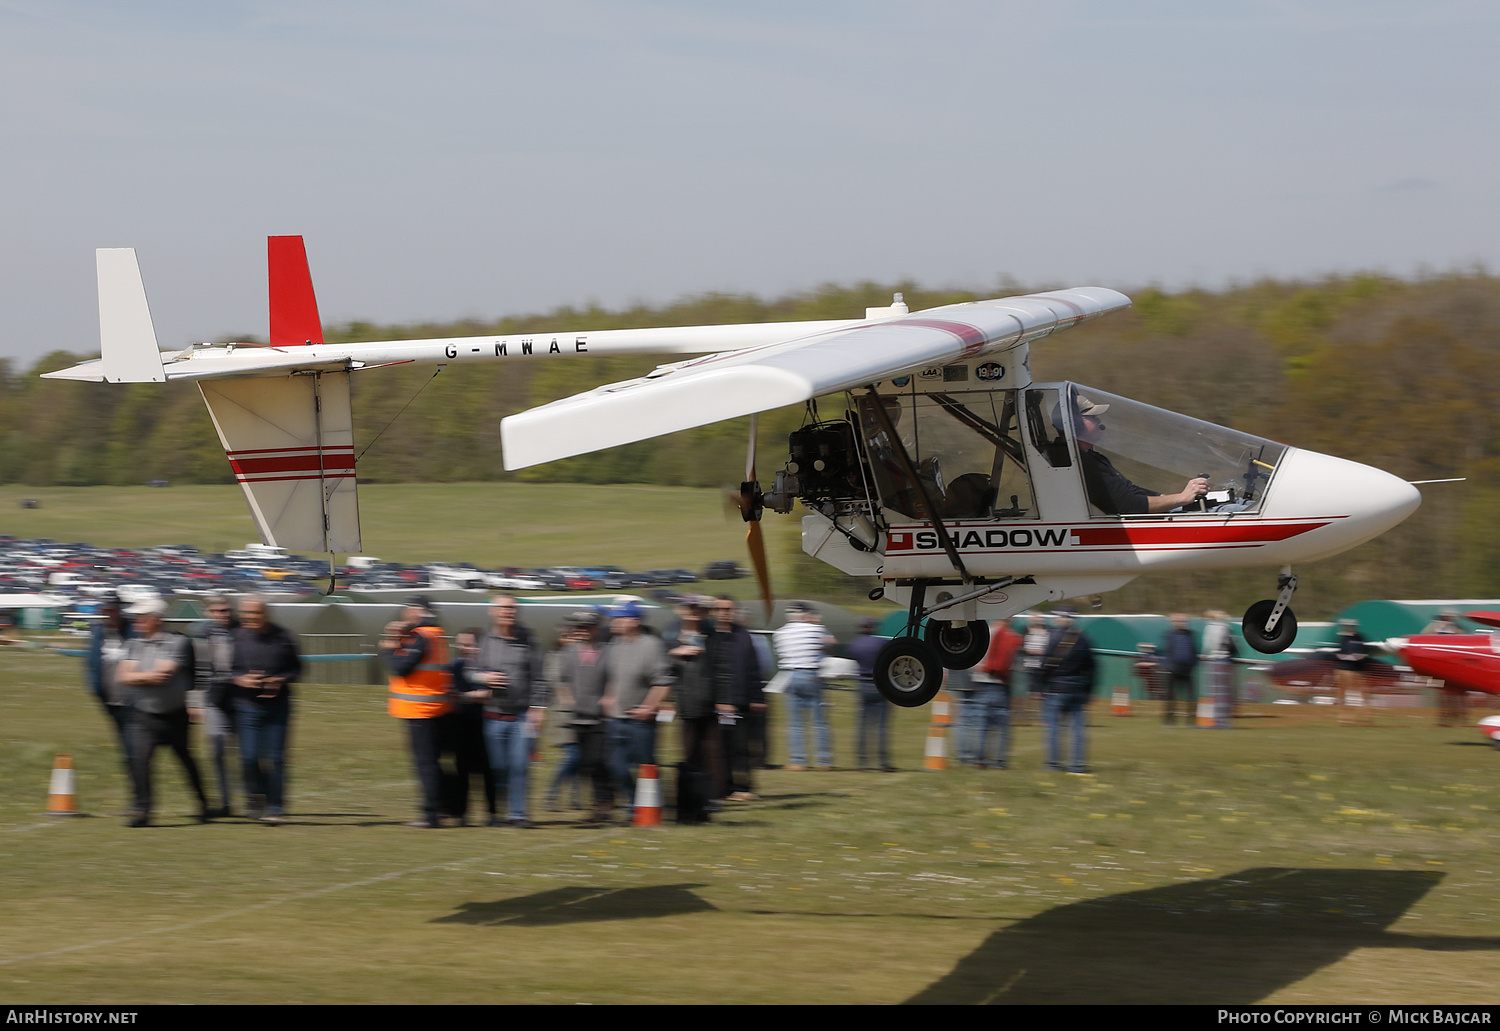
[1242,572,1299,654]
[874,638,944,707]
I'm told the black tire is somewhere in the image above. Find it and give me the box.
[1242,599,1297,654]
[923,618,990,670]
[874,638,944,707]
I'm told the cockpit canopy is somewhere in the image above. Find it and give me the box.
[1055,384,1286,517]
[852,381,1286,521]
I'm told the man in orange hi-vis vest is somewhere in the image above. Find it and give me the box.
[381,597,455,828]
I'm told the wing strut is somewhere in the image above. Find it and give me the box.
[863,387,970,582]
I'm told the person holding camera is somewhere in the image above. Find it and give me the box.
[381,597,454,828]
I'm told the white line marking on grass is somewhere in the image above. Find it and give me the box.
[0,820,65,834]
[0,829,619,967]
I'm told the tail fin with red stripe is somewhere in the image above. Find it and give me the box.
[268,235,324,347]
[198,372,360,554]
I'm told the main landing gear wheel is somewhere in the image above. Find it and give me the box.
[1243,599,1298,654]
[923,618,990,670]
[874,638,944,707]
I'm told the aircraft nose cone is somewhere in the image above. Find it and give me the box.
[1266,449,1421,555]
[1348,458,1422,533]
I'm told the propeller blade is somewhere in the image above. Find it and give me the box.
[746,413,758,483]
[746,519,773,625]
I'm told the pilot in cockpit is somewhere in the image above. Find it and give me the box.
[1065,395,1209,515]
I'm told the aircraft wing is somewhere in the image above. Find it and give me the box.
[500,287,1129,470]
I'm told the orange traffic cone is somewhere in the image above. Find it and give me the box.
[46,753,80,816]
[923,712,949,771]
[932,688,953,727]
[1196,696,1215,727]
[1112,686,1132,716]
[632,763,662,827]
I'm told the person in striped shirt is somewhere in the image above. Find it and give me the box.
[773,602,836,770]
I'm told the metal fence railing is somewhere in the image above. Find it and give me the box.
[295,633,380,686]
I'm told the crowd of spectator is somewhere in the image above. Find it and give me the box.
[81,591,1417,827]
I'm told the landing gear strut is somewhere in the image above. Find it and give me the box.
[1243,571,1298,654]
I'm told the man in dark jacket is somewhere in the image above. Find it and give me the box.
[665,598,726,818]
[1158,613,1198,726]
[1040,606,1095,774]
[447,628,496,826]
[231,595,301,824]
[711,597,765,797]
[847,616,894,772]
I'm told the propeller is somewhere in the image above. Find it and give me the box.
[736,414,775,625]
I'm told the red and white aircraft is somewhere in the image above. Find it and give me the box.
[1397,612,1500,700]
[42,238,869,557]
[498,284,1423,704]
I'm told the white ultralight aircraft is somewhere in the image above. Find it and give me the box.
[47,239,1422,707]
[498,284,1422,706]
[43,238,870,558]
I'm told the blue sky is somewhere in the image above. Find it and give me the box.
[2,1,1497,362]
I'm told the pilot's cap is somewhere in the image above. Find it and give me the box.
[1074,395,1109,417]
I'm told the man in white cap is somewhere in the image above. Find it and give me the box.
[117,598,210,826]
[1069,394,1208,515]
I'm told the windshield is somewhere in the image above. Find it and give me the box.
[1059,383,1286,516]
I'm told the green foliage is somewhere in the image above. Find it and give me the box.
[1132,287,1201,337]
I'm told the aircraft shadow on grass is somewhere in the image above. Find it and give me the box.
[907,867,1500,1005]
[433,883,714,927]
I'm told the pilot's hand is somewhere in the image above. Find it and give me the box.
[1186,476,1209,497]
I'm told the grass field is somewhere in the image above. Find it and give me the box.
[2,647,1498,1005]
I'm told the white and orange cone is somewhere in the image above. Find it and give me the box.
[46,753,80,816]
[632,763,662,827]
[1196,697,1215,727]
[1112,686,1132,716]
[931,688,953,727]
[923,713,949,771]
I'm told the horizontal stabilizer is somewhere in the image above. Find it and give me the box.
[94,249,166,383]
[501,288,1129,470]
[199,372,361,553]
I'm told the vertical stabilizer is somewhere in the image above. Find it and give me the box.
[95,248,165,383]
[198,372,361,553]
[268,236,324,346]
